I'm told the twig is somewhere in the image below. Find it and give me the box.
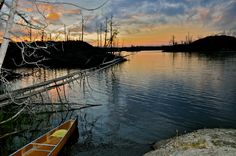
[35,0,109,11]
[0,105,27,125]
[35,104,102,114]
[0,129,25,140]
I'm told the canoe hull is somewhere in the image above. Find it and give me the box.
[10,118,78,156]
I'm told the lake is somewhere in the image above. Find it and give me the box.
[3,51,236,155]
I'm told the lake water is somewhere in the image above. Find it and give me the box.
[4,51,236,155]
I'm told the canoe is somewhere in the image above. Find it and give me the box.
[10,119,78,156]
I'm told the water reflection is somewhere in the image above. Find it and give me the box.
[71,51,236,155]
[0,109,77,155]
[2,51,236,156]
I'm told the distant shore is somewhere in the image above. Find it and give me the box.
[104,35,236,53]
[97,35,236,53]
[2,35,236,69]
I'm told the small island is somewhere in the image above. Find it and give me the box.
[162,35,236,52]
[3,41,126,69]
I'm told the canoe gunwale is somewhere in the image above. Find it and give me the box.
[10,118,78,156]
[31,143,57,147]
[48,119,77,156]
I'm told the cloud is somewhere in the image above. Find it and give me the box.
[12,26,29,37]
[47,12,61,21]
[105,0,188,35]
[187,7,211,23]
[159,1,186,16]
[4,0,236,44]
[63,9,81,16]
[17,1,83,27]
[219,1,236,30]
[183,0,236,32]
[67,24,81,32]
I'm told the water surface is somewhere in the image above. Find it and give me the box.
[5,51,236,155]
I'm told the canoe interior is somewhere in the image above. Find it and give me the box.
[11,119,77,156]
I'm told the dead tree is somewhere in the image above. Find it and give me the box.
[0,0,4,10]
[0,0,110,128]
[0,0,109,73]
[104,17,108,47]
[0,0,18,73]
[81,15,84,41]
[99,23,103,47]
[170,35,177,45]
[97,24,99,47]
[107,15,119,49]
[109,15,113,48]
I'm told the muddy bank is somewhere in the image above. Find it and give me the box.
[144,129,236,156]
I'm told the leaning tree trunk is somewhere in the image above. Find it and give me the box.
[0,0,18,73]
[0,0,4,10]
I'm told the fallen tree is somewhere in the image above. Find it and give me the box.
[0,56,126,125]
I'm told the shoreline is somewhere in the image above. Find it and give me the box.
[144,128,236,156]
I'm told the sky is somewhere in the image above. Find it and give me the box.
[1,0,236,46]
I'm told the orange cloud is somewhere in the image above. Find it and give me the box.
[19,1,62,15]
[21,7,33,12]
[36,3,58,13]
[64,9,81,15]
[47,12,61,21]
[0,32,3,42]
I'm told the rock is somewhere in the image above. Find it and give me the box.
[144,129,236,156]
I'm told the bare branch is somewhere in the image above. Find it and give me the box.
[0,0,18,72]
[35,0,109,11]
[0,105,27,125]
[4,1,45,29]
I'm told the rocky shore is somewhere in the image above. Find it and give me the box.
[144,129,236,156]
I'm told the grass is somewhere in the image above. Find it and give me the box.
[174,138,208,150]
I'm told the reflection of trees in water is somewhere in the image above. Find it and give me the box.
[0,63,126,155]
[0,105,77,155]
[0,68,104,155]
[74,112,117,153]
[77,112,100,151]
[183,52,236,61]
[73,64,129,153]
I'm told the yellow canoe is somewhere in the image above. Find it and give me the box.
[10,119,78,156]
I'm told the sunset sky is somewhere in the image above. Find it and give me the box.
[1,0,236,46]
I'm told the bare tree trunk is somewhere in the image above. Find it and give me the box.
[104,17,107,47]
[81,15,84,42]
[64,24,67,41]
[110,15,113,48]
[97,26,99,47]
[0,0,18,73]
[29,25,32,42]
[41,29,45,41]
[99,24,102,47]
[0,0,4,10]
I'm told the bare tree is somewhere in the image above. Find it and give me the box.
[0,0,109,73]
[170,35,177,45]
[0,0,18,73]
[96,15,119,49]
[81,15,84,41]
[109,15,113,48]
[104,17,108,47]
[0,0,4,10]
[0,0,112,128]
